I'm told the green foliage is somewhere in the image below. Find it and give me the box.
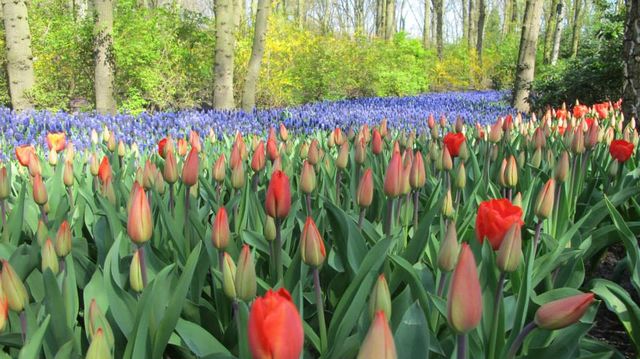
[531,8,624,110]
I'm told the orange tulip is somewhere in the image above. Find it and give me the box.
[15,145,35,167]
[357,311,397,359]
[535,292,595,330]
[357,168,374,208]
[383,152,402,198]
[182,148,199,186]
[32,173,48,205]
[46,132,66,152]
[300,217,326,267]
[98,156,112,184]
[211,207,230,250]
[127,184,152,245]
[251,140,266,172]
[265,170,291,219]
[447,243,482,333]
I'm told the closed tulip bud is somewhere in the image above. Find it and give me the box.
[212,154,226,183]
[265,139,278,163]
[89,154,100,177]
[154,171,165,194]
[458,141,469,161]
[357,168,374,208]
[265,170,291,219]
[455,163,466,189]
[102,178,116,206]
[505,156,518,188]
[586,123,600,149]
[447,244,482,333]
[380,119,388,138]
[127,185,152,245]
[555,151,570,182]
[571,129,585,154]
[357,311,397,359]
[211,207,230,250]
[438,221,460,272]
[512,192,522,207]
[410,152,426,189]
[135,168,144,185]
[230,143,242,170]
[98,156,112,184]
[88,299,114,349]
[430,124,439,141]
[336,142,349,169]
[41,239,59,275]
[107,135,116,153]
[182,148,199,187]
[535,179,555,219]
[279,123,288,142]
[264,216,276,241]
[48,149,58,167]
[222,253,237,299]
[272,157,283,173]
[496,223,522,272]
[0,167,10,199]
[251,141,266,172]
[489,121,503,143]
[604,127,614,145]
[372,129,383,155]
[91,129,99,145]
[383,152,402,198]
[517,151,526,169]
[33,173,48,205]
[130,143,139,158]
[36,220,48,246]
[355,138,367,165]
[164,150,181,183]
[300,161,316,194]
[608,160,619,178]
[55,221,72,257]
[142,160,156,190]
[0,289,7,332]
[177,138,188,157]
[533,127,546,148]
[117,141,126,158]
[333,128,345,146]
[235,245,256,302]
[535,292,595,330]
[369,275,392,321]
[231,163,245,190]
[62,160,74,187]
[300,217,326,267]
[129,249,144,292]
[442,147,453,171]
[442,189,455,219]
[86,328,112,359]
[491,145,499,161]
[307,139,320,165]
[28,152,41,177]
[531,147,542,168]
[1,261,28,312]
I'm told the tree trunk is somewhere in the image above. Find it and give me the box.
[468,0,477,48]
[434,0,443,59]
[242,0,270,111]
[511,0,518,29]
[2,0,35,111]
[476,0,485,64]
[322,0,330,33]
[214,0,235,109]
[354,0,364,33]
[512,0,544,112]
[543,0,559,63]
[462,0,468,40]
[570,0,582,57]
[623,0,640,123]
[233,0,243,30]
[385,0,395,39]
[376,0,385,37]
[550,1,563,65]
[94,0,116,114]
[502,0,512,36]
[423,0,430,47]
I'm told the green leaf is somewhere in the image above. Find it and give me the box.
[18,315,50,359]
[604,197,640,293]
[590,279,640,352]
[394,301,430,359]
[174,318,232,357]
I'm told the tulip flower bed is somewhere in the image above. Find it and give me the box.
[0,98,639,359]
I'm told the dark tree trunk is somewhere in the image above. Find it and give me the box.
[623,0,640,124]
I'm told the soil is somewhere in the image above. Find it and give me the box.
[588,243,638,358]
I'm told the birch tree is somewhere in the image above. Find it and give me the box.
[2,0,35,110]
[94,0,116,114]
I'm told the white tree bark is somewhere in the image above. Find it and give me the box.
[2,0,35,111]
[214,0,235,109]
[94,0,116,114]
[550,1,563,65]
[242,0,270,111]
[512,0,544,112]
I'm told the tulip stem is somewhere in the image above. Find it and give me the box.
[66,187,74,215]
[0,199,6,229]
[168,183,175,216]
[335,171,342,207]
[437,272,447,297]
[384,198,394,238]
[20,311,26,343]
[218,249,224,279]
[533,221,543,256]
[313,267,327,353]
[39,205,48,226]
[506,321,537,359]
[305,193,312,216]
[484,142,491,186]
[358,208,366,229]
[251,172,259,192]
[275,217,283,285]
[488,272,506,359]
[457,334,467,359]
[413,190,420,229]
[139,245,148,288]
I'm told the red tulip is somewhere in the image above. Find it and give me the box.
[127,184,152,245]
[211,207,230,250]
[475,199,524,250]
[15,145,35,167]
[46,132,66,152]
[98,156,112,184]
[534,292,595,330]
[572,104,589,119]
[248,288,303,359]
[251,140,266,172]
[383,152,402,197]
[182,148,199,186]
[357,168,374,208]
[609,139,634,163]
[158,137,172,158]
[189,130,201,152]
[267,138,278,162]
[371,129,383,155]
[443,132,466,157]
[265,170,291,219]
[447,243,482,333]
[308,139,320,165]
[357,311,397,359]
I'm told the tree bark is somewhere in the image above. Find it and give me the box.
[354,0,364,33]
[434,0,443,59]
[214,0,235,109]
[550,1,563,65]
[543,0,559,63]
[512,0,544,112]
[476,0,486,64]
[322,0,330,33]
[502,0,512,36]
[385,0,395,40]
[376,0,386,36]
[233,0,243,30]
[570,0,582,57]
[242,0,270,111]
[468,0,476,48]
[94,0,116,114]
[2,0,35,111]
[623,0,640,123]
[423,0,431,47]
[462,0,468,40]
